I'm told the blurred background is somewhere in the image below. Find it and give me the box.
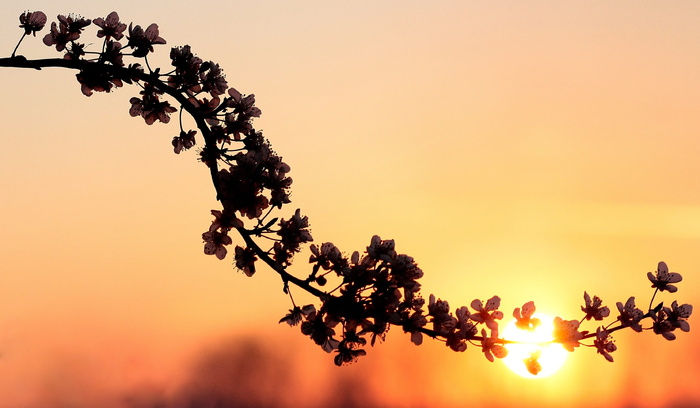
[1,1,699,407]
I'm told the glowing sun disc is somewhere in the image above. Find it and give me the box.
[501,313,568,378]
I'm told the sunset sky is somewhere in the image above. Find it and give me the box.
[1,1,699,407]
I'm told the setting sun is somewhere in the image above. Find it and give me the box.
[501,313,569,378]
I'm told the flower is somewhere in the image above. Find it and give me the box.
[101,40,124,66]
[279,304,316,326]
[480,329,507,362]
[228,88,262,118]
[552,316,583,351]
[366,235,396,262]
[300,310,338,352]
[234,245,257,277]
[647,261,682,293]
[43,20,75,51]
[93,11,126,40]
[593,327,616,362]
[616,297,644,332]
[62,14,91,34]
[428,294,454,334]
[129,83,177,125]
[202,230,232,260]
[75,68,123,96]
[651,309,677,341]
[208,209,243,231]
[309,242,342,271]
[446,332,467,352]
[19,11,47,36]
[277,209,313,252]
[581,292,610,321]
[470,296,504,331]
[665,301,692,333]
[402,311,427,346]
[456,306,478,340]
[200,61,228,97]
[63,41,86,60]
[172,130,197,154]
[389,254,423,291]
[524,350,542,375]
[513,300,540,331]
[334,340,367,366]
[359,320,389,346]
[170,45,203,92]
[127,23,166,57]
[445,306,477,352]
[42,14,90,51]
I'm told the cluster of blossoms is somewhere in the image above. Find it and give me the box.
[280,235,512,365]
[548,261,693,364]
[5,11,693,371]
[13,11,292,269]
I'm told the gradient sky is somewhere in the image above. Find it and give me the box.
[1,1,699,407]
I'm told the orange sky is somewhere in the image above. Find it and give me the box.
[1,1,699,407]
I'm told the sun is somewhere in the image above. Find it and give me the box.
[501,313,568,378]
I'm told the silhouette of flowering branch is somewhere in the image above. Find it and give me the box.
[1,11,692,373]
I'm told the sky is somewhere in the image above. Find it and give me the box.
[1,1,699,407]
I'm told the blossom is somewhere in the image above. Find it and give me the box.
[93,11,126,40]
[277,209,313,252]
[61,14,91,34]
[202,230,232,260]
[428,294,454,334]
[665,301,692,333]
[593,327,616,362]
[279,304,315,326]
[19,11,47,36]
[75,68,123,96]
[524,350,542,375]
[445,306,477,352]
[309,242,342,271]
[552,316,583,351]
[513,300,540,331]
[228,88,262,118]
[272,242,292,267]
[616,297,644,332]
[234,245,257,277]
[170,45,203,92]
[42,14,90,51]
[581,292,610,321]
[647,261,682,293]
[366,235,396,262]
[401,310,427,345]
[470,296,504,331]
[208,209,243,232]
[200,61,228,97]
[446,332,467,352]
[480,329,507,362]
[172,130,197,154]
[651,309,677,341]
[129,96,177,124]
[127,23,166,57]
[129,83,177,125]
[300,310,338,351]
[359,320,389,346]
[101,40,124,66]
[389,254,423,291]
[334,340,367,366]
[456,306,478,340]
[427,295,450,318]
[63,41,86,60]
[42,20,75,51]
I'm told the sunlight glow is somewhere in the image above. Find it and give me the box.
[501,313,568,378]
